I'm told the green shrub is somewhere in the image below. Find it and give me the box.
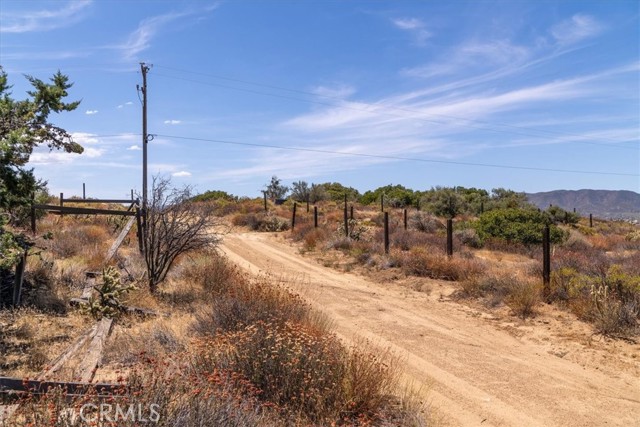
[475,208,566,245]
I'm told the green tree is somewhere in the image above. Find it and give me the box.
[546,205,580,225]
[191,190,237,202]
[487,188,531,210]
[360,184,416,208]
[420,187,467,218]
[309,183,327,204]
[290,180,311,202]
[317,182,360,203]
[264,176,289,200]
[455,186,490,215]
[1,67,82,221]
[1,67,81,275]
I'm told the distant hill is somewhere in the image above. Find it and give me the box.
[526,190,640,221]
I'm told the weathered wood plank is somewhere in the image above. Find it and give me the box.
[37,325,99,381]
[61,199,134,204]
[80,273,97,301]
[105,217,136,262]
[0,377,120,396]
[32,205,136,217]
[76,318,113,383]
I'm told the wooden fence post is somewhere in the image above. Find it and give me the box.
[12,250,27,307]
[589,214,593,228]
[350,205,354,220]
[384,212,389,254]
[343,206,349,237]
[31,206,36,235]
[381,194,384,212]
[314,206,318,228]
[446,219,453,257]
[292,202,297,230]
[135,206,144,253]
[263,192,268,212]
[60,192,64,218]
[31,193,36,235]
[306,199,309,213]
[543,225,551,302]
[403,209,408,230]
[83,183,86,199]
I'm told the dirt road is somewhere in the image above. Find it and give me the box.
[221,232,640,427]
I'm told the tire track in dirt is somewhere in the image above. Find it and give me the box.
[221,232,640,427]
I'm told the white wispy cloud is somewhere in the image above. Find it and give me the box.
[402,39,530,79]
[312,84,356,99]
[116,12,185,60]
[164,119,182,125]
[85,110,98,115]
[114,4,218,60]
[255,60,636,179]
[172,171,192,177]
[0,0,92,33]
[71,132,100,145]
[30,147,105,165]
[393,18,423,30]
[117,101,133,109]
[127,145,142,151]
[392,17,431,45]
[551,14,603,46]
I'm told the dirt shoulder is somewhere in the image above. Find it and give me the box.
[221,231,640,427]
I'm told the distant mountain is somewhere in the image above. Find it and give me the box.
[526,190,640,220]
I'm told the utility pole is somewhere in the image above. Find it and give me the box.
[139,63,151,215]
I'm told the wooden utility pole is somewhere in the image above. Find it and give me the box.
[139,63,151,215]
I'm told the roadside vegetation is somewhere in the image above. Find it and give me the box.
[2,197,428,426]
[224,180,639,337]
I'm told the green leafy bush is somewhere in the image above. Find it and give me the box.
[475,208,566,245]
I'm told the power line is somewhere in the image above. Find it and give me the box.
[153,133,639,177]
[153,65,639,150]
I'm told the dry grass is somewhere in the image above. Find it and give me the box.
[505,278,541,319]
[9,247,428,426]
[0,307,88,377]
[396,248,485,282]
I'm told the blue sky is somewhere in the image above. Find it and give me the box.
[1,0,638,199]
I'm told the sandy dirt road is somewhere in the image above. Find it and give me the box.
[221,232,640,427]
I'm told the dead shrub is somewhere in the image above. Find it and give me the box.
[21,255,67,313]
[329,237,353,251]
[302,228,329,251]
[455,228,482,248]
[506,279,540,319]
[390,229,436,251]
[552,247,610,277]
[233,212,290,232]
[410,212,443,233]
[213,321,346,421]
[458,273,514,307]
[192,277,311,336]
[182,252,241,296]
[400,247,485,281]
